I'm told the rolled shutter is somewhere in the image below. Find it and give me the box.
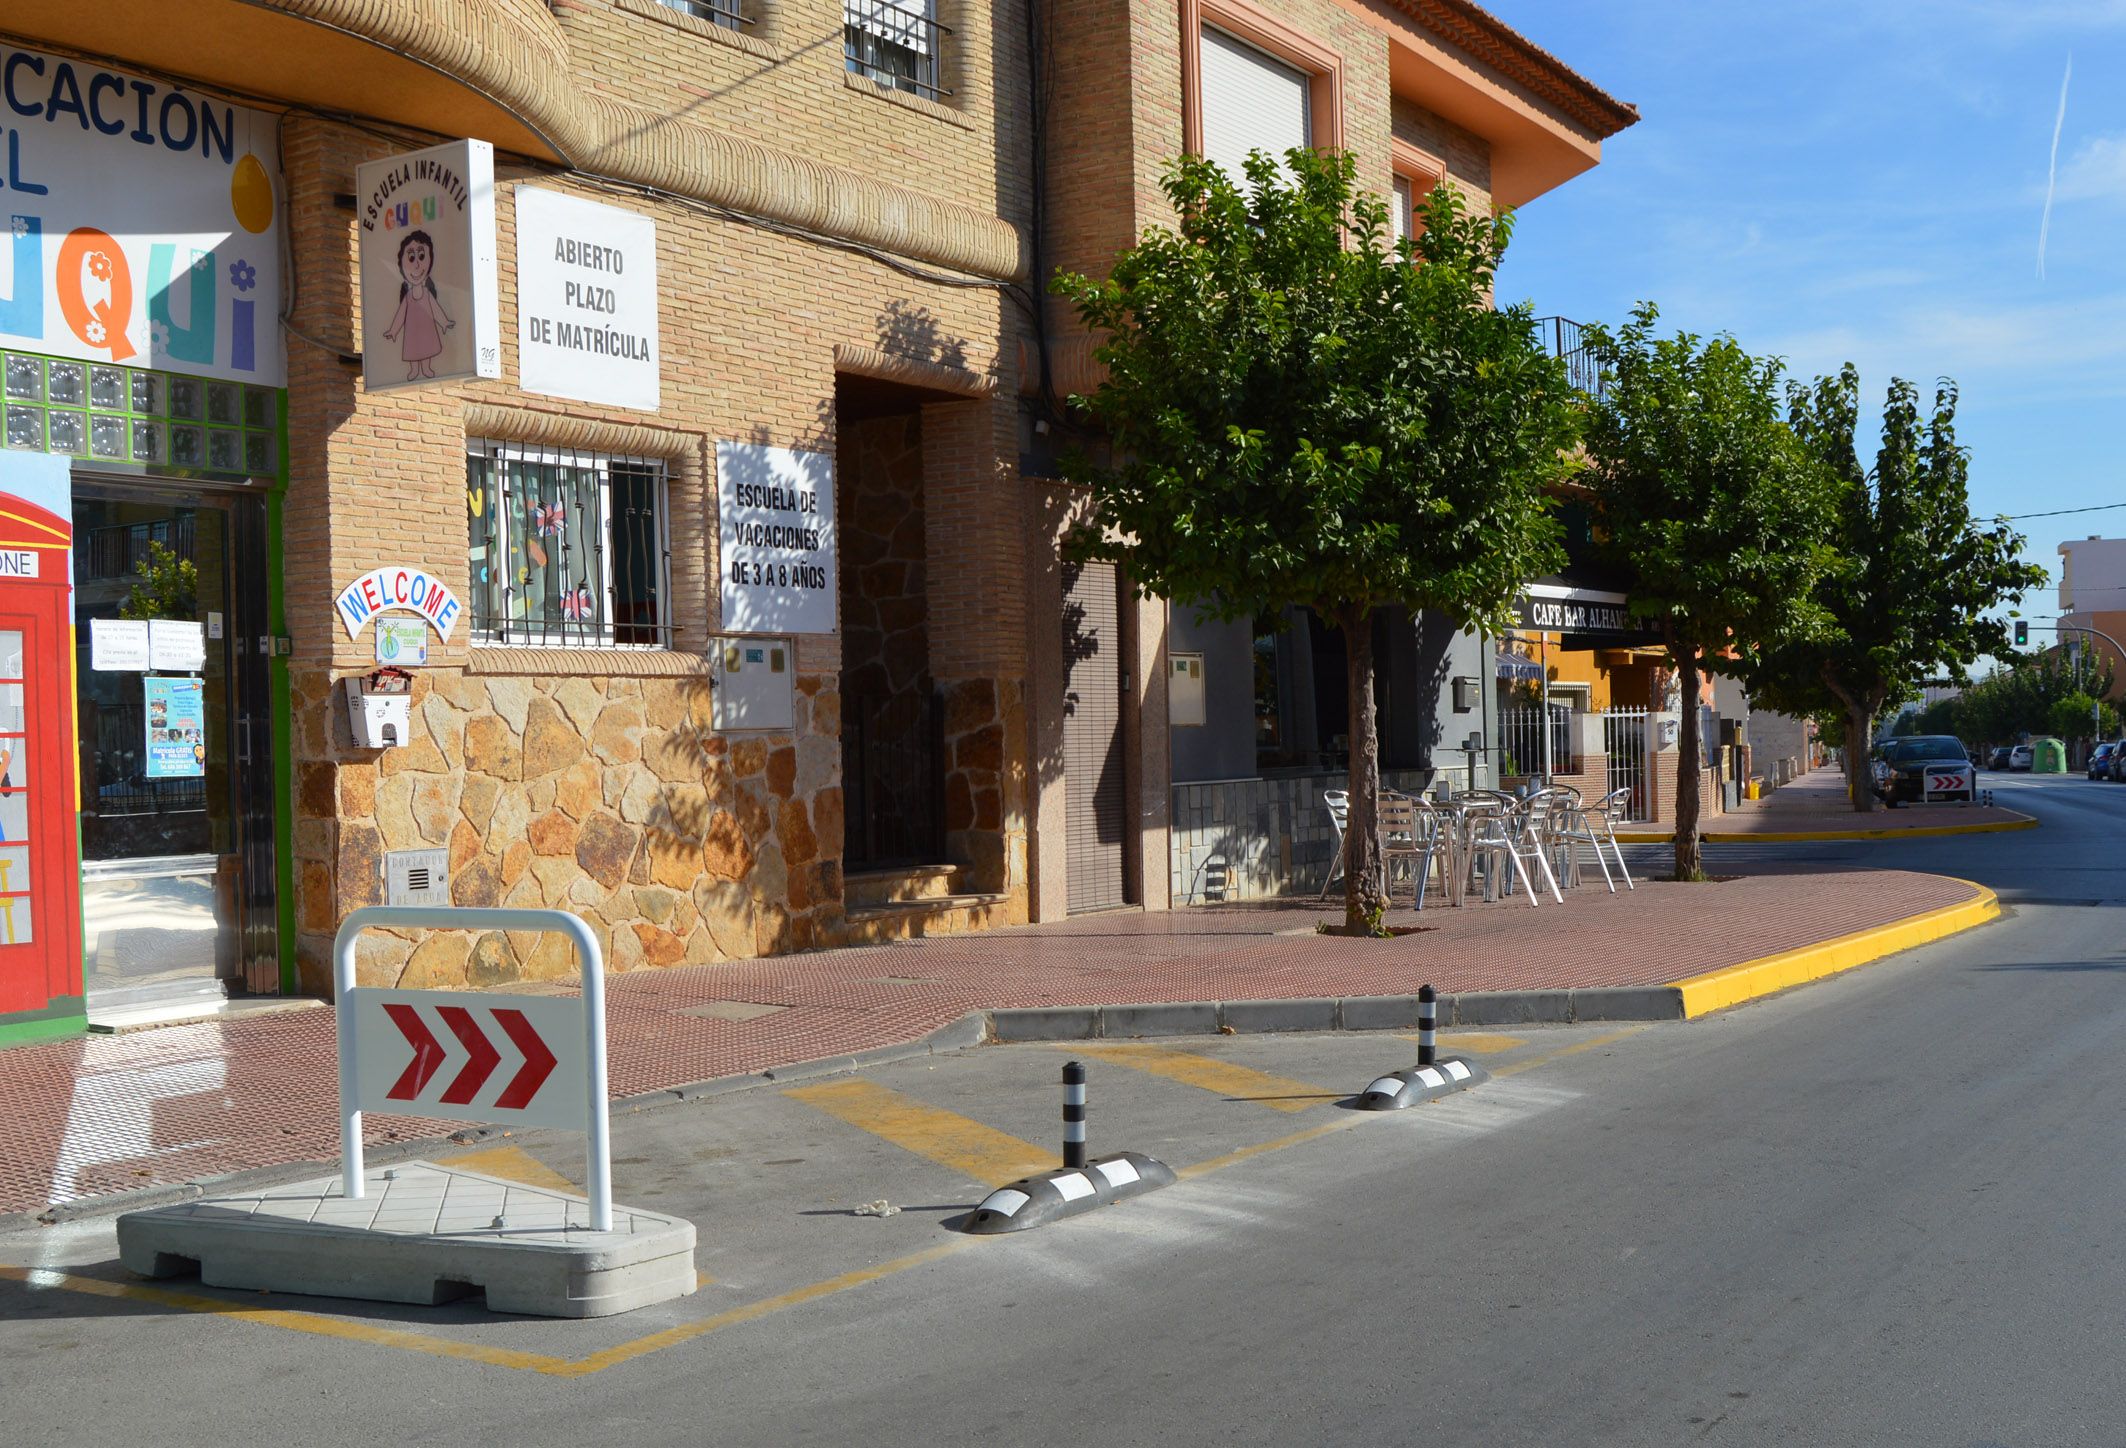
[1198,27,1311,187]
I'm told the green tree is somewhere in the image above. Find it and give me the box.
[1746,368,2048,811]
[119,539,198,621]
[1581,304,1836,880]
[1053,149,1580,931]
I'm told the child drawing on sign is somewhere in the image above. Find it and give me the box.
[381,230,455,380]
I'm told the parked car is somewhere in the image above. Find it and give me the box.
[1987,746,2013,770]
[2092,742,2120,782]
[1869,735,1976,806]
[2008,744,2033,771]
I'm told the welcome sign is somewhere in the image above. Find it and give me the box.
[334,566,464,641]
[0,44,286,386]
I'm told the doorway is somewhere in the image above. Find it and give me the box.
[72,476,277,1012]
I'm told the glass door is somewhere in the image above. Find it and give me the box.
[72,479,276,1011]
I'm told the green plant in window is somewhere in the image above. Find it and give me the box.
[119,539,198,620]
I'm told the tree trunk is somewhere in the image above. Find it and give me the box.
[1337,604,1387,933]
[1673,644,1704,880]
[1846,704,1878,812]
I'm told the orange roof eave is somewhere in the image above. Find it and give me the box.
[1336,0,1636,209]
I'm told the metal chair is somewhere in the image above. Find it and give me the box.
[1579,787,1636,891]
[1316,789,1350,899]
[1378,795,1446,910]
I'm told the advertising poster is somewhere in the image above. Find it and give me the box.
[515,187,661,411]
[355,140,500,392]
[716,441,836,635]
[0,43,286,386]
[143,675,206,780]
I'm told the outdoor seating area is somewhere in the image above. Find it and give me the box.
[1319,783,1636,910]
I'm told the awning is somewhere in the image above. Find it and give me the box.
[1495,653,1544,682]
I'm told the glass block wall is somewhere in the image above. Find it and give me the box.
[3,350,281,479]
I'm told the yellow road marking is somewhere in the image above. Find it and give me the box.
[441,1145,581,1195]
[1407,1032,1526,1055]
[783,1079,1055,1186]
[1489,1027,1648,1079]
[1072,1043,1338,1112]
[0,1264,568,1372]
[6,1026,1655,1376]
[551,1241,975,1378]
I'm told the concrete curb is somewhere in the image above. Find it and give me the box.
[8,879,2004,1229]
[1615,812,2037,844]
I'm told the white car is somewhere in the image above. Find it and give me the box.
[2008,744,2033,771]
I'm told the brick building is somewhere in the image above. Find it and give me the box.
[0,0,1629,1042]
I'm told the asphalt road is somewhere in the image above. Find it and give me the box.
[5,772,2125,1446]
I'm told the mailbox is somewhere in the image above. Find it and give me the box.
[347,667,415,749]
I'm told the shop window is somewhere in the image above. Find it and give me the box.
[466,443,672,649]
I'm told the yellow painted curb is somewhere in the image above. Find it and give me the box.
[1669,879,2000,1019]
[1615,814,2037,845]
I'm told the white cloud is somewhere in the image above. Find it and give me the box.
[2054,133,2126,203]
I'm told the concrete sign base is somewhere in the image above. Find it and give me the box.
[116,1162,695,1319]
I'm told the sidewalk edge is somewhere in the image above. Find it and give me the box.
[1616,812,2037,844]
[1668,879,2000,1019]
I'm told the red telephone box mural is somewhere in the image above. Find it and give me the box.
[0,488,84,1027]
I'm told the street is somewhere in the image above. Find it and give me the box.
[6,771,2125,1446]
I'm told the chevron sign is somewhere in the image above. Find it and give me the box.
[348,988,588,1129]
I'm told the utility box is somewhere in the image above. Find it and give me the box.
[1168,652,1205,726]
[347,667,414,749]
[2032,736,2067,774]
[712,636,794,732]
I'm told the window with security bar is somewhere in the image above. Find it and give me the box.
[466,443,672,648]
[656,0,752,30]
[845,0,950,100]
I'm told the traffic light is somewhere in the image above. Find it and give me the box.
[2014,619,2028,647]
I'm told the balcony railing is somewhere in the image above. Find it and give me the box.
[845,0,951,100]
[658,0,752,28]
[1534,315,1605,399]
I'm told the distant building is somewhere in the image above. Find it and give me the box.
[2056,536,2126,699]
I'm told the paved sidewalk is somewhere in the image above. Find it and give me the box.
[0,864,1985,1220]
[1626,765,2033,839]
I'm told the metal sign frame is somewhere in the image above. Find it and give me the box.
[1921,760,1974,803]
[333,905,611,1229]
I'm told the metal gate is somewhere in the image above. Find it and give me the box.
[1061,560,1129,912]
[1602,708,1651,821]
[843,688,944,869]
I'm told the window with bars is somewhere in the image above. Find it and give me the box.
[845,0,950,100]
[466,443,672,648]
[656,0,752,30]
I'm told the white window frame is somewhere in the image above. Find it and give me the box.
[467,440,673,650]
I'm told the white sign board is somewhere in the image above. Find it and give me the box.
[374,617,430,666]
[0,550,40,579]
[0,43,286,385]
[334,566,464,641]
[355,140,500,392]
[148,617,206,672]
[515,187,660,411]
[89,617,150,672]
[1922,762,1973,801]
[717,441,836,635]
[349,987,586,1130]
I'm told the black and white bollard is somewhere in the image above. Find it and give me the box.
[1062,1060,1087,1169]
[1357,983,1486,1110]
[965,1061,1175,1235]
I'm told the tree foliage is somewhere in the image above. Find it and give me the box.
[1742,367,2048,810]
[1581,304,1836,879]
[1053,147,1581,930]
[119,539,198,622]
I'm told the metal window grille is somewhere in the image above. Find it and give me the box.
[657,0,752,27]
[466,442,673,649]
[1501,705,1574,778]
[844,0,951,99]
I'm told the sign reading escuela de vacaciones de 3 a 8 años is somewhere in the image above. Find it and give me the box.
[0,43,286,386]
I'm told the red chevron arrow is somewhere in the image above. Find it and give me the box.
[382,1003,447,1102]
[491,1008,559,1110]
[437,1005,501,1104]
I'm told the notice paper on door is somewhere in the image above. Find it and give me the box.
[149,618,207,672]
[143,676,207,779]
[89,618,151,672]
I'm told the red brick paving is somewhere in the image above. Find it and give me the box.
[0,865,1982,1218]
[1683,765,2030,834]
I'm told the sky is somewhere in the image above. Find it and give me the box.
[1494,0,2126,617]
